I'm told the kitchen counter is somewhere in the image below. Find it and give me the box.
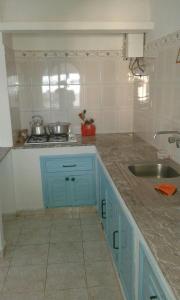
[13,133,180,298]
[93,134,180,300]
[0,147,11,162]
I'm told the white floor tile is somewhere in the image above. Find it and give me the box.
[83,241,110,262]
[3,265,46,293]
[46,263,86,291]
[48,242,83,264]
[85,261,117,287]
[1,291,44,300]
[50,227,82,243]
[11,244,49,266]
[88,286,123,300]
[45,288,89,300]
[18,228,50,245]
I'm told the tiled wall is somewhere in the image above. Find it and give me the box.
[14,51,134,135]
[133,31,180,163]
[5,47,20,144]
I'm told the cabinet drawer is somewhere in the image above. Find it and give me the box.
[42,156,94,172]
[139,245,168,300]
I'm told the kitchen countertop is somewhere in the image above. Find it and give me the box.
[0,147,11,162]
[12,133,180,298]
[94,134,180,300]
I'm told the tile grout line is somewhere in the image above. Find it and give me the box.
[2,210,123,299]
[43,223,52,297]
[80,216,91,300]
[1,217,24,296]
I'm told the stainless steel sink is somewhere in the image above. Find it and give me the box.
[128,163,180,178]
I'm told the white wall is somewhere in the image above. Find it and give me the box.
[0,1,2,21]
[133,32,180,164]
[6,31,134,142]
[148,0,180,41]
[12,33,124,51]
[0,151,16,214]
[0,33,13,146]
[0,0,151,22]
[15,49,134,135]
[5,45,20,145]
[0,150,16,252]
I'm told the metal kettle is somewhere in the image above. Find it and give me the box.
[31,115,45,136]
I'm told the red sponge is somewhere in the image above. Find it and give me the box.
[154,183,177,196]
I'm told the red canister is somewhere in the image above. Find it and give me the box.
[81,124,96,136]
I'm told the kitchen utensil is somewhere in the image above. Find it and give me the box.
[31,124,45,136]
[78,110,86,123]
[48,122,71,135]
[31,115,45,136]
[81,123,96,136]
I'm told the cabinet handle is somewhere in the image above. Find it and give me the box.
[150,297,158,299]
[101,199,106,219]
[65,177,69,181]
[113,230,119,249]
[63,164,77,168]
[71,177,75,181]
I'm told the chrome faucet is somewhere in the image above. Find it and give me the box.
[154,130,180,139]
[154,130,180,148]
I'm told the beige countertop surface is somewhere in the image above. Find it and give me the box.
[9,133,180,298]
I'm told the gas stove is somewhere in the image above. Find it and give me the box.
[25,133,77,145]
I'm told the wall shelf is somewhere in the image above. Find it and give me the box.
[0,21,154,33]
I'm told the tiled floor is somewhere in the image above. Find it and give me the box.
[0,208,123,300]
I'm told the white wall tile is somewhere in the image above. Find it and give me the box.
[101,85,117,108]
[101,110,118,133]
[18,86,32,111]
[50,110,70,123]
[31,58,49,85]
[67,85,84,108]
[117,109,133,132]
[31,86,51,111]
[134,41,180,164]
[84,86,101,109]
[16,58,32,85]
[6,49,21,144]
[20,111,33,133]
[33,111,51,124]
[15,53,133,133]
[48,58,66,85]
[84,59,100,84]
[66,58,83,84]
[100,59,115,83]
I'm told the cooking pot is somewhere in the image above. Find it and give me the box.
[31,115,46,136]
[48,122,71,135]
[31,124,45,136]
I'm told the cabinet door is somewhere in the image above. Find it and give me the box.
[106,186,119,266]
[46,174,69,207]
[70,173,96,206]
[139,245,168,300]
[118,210,134,300]
[98,167,108,230]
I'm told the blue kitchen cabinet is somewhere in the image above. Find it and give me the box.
[139,244,168,300]
[118,209,134,300]
[46,173,69,207]
[40,155,96,208]
[106,185,120,266]
[98,160,135,300]
[97,162,108,230]
[70,172,96,206]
